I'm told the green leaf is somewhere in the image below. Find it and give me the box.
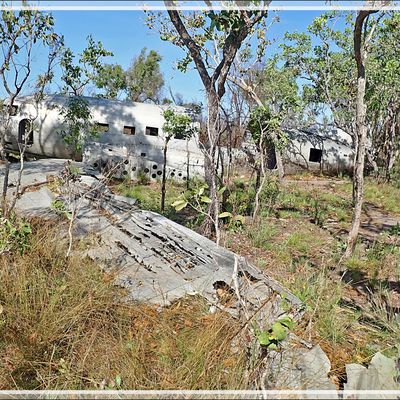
[20,223,32,234]
[115,375,122,387]
[171,199,188,211]
[218,186,227,195]
[172,199,186,207]
[271,322,287,341]
[277,316,295,330]
[218,211,232,219]
[200,196,212,204]
[176,202,188,211]
[257,331,271,346]
[210,19,216,31]
[233,215,245,224]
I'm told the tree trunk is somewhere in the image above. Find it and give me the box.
[202,149,219,241]
[226,128,233,187]
[275,147,285,181]
[164,4,269,245]
[345,83,367,257]
[186,139,190,189]
[218,146,224,186]
[255,166,261,191]
[201,90,220,243]
[161,138,170,212]
[1,159,10,217]
[253,132,267,221]
[0,119,11,217]
[385,119,396,181]
[366,147,379,178]
[345,10,376,258]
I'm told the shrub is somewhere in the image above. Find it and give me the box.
[0,214,32,255]
[226,181,256,216]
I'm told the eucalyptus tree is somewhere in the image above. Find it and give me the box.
[218,79,250,187]
[225,58,300,185]
[147,0,271,240]
[281,12,357,141]
[252,58,301,129]
[59,97,101,160]
[246,58,301,181]
[281,10,400,179]
[59,37,113,158]
[247,105,282,220]
[280,8,394,255]
[366,12,400,180]
[0,5,63,216]
[125,48,164,103]
[60,35,113,97]
[93,63,126,99]
[92,48,165,102]
[345,7,382,257]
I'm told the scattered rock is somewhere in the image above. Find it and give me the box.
[344,352,400,391]
[14,186,54,217]
[262,344,337,393]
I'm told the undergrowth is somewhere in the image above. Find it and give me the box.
[114,178,191,224]
[222,177,400,378]
[0,221,246,390]
[340,179,400,215]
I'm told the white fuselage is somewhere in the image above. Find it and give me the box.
[6,95,205,180]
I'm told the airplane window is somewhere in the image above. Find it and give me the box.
[124,126,135,135]
[96,123,109,133]
[18,119,33,145]
[145,126,158,136]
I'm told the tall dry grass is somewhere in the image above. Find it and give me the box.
[0,221,246,390]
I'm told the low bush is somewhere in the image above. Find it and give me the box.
[0,213,32,256]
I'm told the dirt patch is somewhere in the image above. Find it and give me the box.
[360,202,400,241]
[285,177,400,242]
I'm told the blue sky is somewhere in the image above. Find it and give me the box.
[12,4,355,106]
[44,9,325,102]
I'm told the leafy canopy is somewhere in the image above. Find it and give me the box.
[59,97,100,156]
[60,35,113,96]
[0,5,63,101]
[281,11,356,132]
[125,48,164,103]
[248,105,287,150]
[162,109,195,141]
[93,63,126,99]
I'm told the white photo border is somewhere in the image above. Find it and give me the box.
[0,1,399,399]
[1,0,400,11]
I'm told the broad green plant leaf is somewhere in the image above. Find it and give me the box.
[200,196,212,204]
[271,322,287,341]
[277,316,295,330]
[218,211,232,219]
[171,199,188,211]
[257,331,271,346]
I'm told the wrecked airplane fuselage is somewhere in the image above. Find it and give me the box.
[5,95,205,181]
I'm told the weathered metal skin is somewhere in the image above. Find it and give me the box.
[6,95,205,179]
